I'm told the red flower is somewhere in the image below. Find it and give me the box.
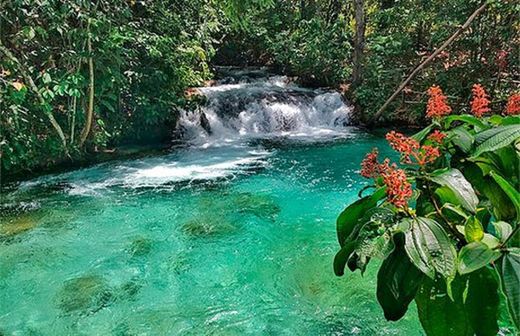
[417,145,440,166]
[426,85,452,118]
[386,131,419,156]
[470,84,491,117]
[360,148,380,178]
[386,131,441,166]
[427,130,446,144]
[381,167,412,208]
[505,93,520,115]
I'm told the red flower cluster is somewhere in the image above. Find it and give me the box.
[381,167,413,209]
[360,148,380,178]
[386,131,441,166]
[386,131,419,155]
[426,85,452,118]
[505,93,520,115]
[470,84,491,117]
[427,130,446,144]
[359,148,412,208]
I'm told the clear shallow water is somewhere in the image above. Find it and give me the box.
[0,133,424,335]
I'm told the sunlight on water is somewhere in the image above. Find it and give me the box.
[0,135,424,335]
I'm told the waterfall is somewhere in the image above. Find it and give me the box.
[177,68,353,145]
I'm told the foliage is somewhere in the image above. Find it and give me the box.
[356,0,519,123]
[1,0,221,173]
[334,84,520,335]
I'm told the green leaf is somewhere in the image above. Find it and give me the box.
[404,217,457,279]
[444,114,487,131]
[411,124,433,142]
[464,216,483,243]
[499,249,520,329]
[377,234,424,321]
[493,221,513,243]
[42,72,52,84]
[465,267,500,336]
[333,241,357,276]
[481,233,501,249]
[458,242,501,275]
[473,125,520,157]
[500,115,520,126]
[430,169,478,213]
[490,171,520,222]
[415,276,473,336]
[462,163,516,221]
[336,188,386,247]
[450,126,474,153]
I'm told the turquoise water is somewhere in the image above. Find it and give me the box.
[0,133,423,335]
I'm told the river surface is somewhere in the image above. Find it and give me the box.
[0,69,423,335]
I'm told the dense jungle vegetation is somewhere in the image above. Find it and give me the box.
[0,1,518,173]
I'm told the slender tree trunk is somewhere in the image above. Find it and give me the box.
[80,19,95,147]
[371,2,489,123]
[352,0,365,90]
[0,41,68,150]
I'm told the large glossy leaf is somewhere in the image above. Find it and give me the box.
[499,249,520,329]
[430,169,478,213]
[377,234,424,321]
[336,188,386,247]
[458,242,501,275]
[462,163,516,221]
[465,267,500,336]
[494,147,519,183]
[450,126,474,153]
[415,276,473,336]
[333,241,357,276]
[473,125,520,157]
[490,171,520,222]
[404,217,457,279]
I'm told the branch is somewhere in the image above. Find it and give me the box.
[370,2,489,123]
[79,19,95,147]
[0,41,68,150]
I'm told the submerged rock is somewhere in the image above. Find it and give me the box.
[128,237,153,258]
[56,274,113,315]
[0,212,40,238]
[118,278,143,301]
[181,217,237,237]
[231,192,280,220]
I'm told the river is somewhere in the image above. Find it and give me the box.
[0,69,423,335]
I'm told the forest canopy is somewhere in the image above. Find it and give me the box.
[1,0,519,175]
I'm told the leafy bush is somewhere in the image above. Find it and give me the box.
[334,85,520,335]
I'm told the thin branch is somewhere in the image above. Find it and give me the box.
[370,2,489,123]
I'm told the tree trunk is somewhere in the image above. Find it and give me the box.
[371,2,489,124]
[352,0,365,90]
[0,41,68,150]
[79,20,95,147]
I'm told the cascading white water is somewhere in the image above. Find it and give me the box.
[177,68,353,145]
[12,69,356,194]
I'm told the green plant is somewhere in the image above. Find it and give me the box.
[334,85,520,335]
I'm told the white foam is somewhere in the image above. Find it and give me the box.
[178,76,353,145]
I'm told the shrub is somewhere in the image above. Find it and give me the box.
[334,85,520,335]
